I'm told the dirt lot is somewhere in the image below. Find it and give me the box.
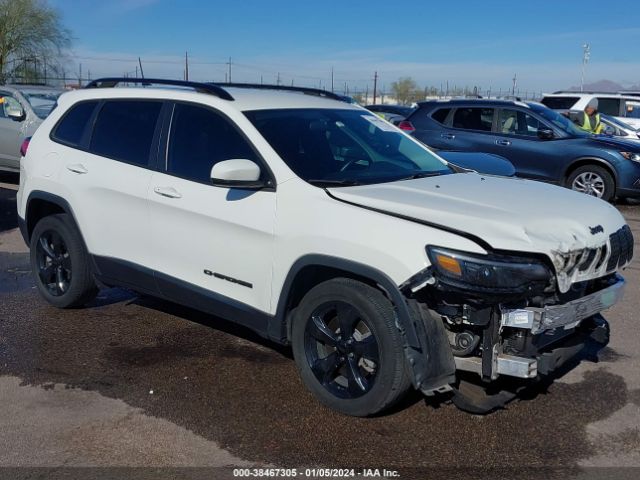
[1,175,639,480]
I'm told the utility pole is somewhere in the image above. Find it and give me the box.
[511,73,517,96]
[365,84,369,103]
[138,57,145,79]
[331,67,334,92]
[185,52,189,81]
[581,43,591,92]
[373,71,378,104]
[227,57,232,83]
[78,63,82,87]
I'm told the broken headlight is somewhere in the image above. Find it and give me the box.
[426,246,552,294]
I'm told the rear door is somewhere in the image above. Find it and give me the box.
[433,106,499,153]
[53,99,163,285]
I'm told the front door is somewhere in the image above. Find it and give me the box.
[147,102,276,315]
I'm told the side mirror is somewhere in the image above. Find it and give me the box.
[210,159,265,188]
[537,127,555,140]
[3,98,25,121]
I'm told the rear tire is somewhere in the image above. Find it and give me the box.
[291,278,410,416]
[567,165,615,202]
[30,214,98,308]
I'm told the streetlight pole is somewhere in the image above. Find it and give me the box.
[581,43,591,92]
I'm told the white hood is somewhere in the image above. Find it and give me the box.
[328,173,626,256]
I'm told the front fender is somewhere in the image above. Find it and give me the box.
[273,254,456,392]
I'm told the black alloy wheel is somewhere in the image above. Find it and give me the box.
[35,229,72,296]
[304,300,380,399]
[292,278,410,417]
[30,214,98,308]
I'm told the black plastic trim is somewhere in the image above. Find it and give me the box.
[92,255,272,338]
[24,191,81,242]
[17,215,28,245]
[324,189,493,251]
[85,77,235,101]
[216,82,346,102]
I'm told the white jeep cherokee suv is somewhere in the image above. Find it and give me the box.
[17,78,633,415]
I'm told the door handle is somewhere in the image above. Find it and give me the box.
[440,133,456,140]
[153,186,182,199]
[495,139,511,146]
[66,164,88,174]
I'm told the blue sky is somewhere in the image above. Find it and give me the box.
[50,0,640,94]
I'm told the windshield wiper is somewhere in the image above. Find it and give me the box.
[307,179,362,187]
[394,172,442,181]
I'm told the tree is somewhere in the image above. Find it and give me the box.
[0,0,71,83]
[390,77,422,105]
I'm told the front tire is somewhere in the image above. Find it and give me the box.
[567,165,615,201]
[291,278,410,416]
[30,214,98,308]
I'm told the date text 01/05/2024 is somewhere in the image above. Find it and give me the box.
[232,468,401,478]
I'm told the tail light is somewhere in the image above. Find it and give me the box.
[397,121,415,133]
[20,137,31,157]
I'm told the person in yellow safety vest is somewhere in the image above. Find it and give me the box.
[569,98,604,134]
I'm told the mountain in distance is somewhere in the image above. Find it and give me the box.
[565,79,640,92]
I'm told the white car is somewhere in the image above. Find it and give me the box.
[541,92,640,129]
[17,78,633,416]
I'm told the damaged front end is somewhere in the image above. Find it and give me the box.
[399,226,633,410]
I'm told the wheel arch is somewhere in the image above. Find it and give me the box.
[272,255,399,343]
[24,191,84,245]
[271,254,456,392]
[564,157,618,186]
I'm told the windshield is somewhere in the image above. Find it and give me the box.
[531,105,589,137]
[245,108,452,186]
[603,114,637,131]
[20,89,62,119]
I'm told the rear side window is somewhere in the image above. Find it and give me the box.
[167,103,258,183]
[52,101,99,147]
[596,97,621,116]
[452,107,494,131]
[90,100,162,166]
[431,108,451,125]
[540,96,579,110]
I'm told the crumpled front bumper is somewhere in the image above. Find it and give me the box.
[455,275,623,380]
[501,275,625,334]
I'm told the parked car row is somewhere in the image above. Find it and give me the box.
[394,98,640,201]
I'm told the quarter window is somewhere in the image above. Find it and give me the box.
[452,107,494,131]
[167,103,258,183]
[90,100,162,166]
[431,108,451,125]
[52,101,99,147]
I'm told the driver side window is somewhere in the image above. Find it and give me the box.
[498,109,541,137]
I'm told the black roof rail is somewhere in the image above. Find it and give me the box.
[551,90,635,96]
[215,82,346,102]
[84,77,235,101]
